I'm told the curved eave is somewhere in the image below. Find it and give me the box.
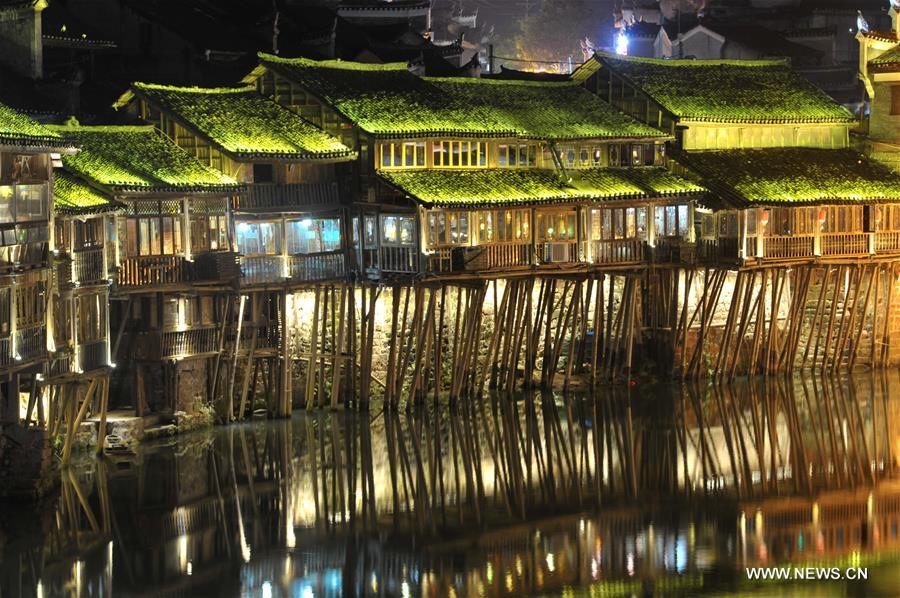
[55,202,126,216]
[230,149,358,162]
[107,183,245,195]
[0,135,78,153]
[678,116,856,124]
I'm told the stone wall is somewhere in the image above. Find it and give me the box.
[0,424,52,499]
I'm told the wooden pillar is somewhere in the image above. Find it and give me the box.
[280,290,293,416]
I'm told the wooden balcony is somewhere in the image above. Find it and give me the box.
[380,246,418,273]
[820,232,870,257]
[589,239,645,265]
[539,242,578,265]
[240,252,345,286]
[427,243,533,273]
[234,183,340,212]
[118,255,186,287]
[0,325,48,367]
[77,340,109,372]
[762,235,815,260]
[72,247,106,285]
[117,252,239,289]
[876,231,900,254]
[135,326,220,361]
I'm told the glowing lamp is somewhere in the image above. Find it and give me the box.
[615,31,629,55]
[760,210,770,226]
[817,207,827,223]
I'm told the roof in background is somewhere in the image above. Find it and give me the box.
[118,83,356,161]
[53,170,123,214]
[49,125,240,194]
[248,54,668,141]
[869,44,900,72]
[0,101,74,150]
[678,148,900,206]
[378,167,703,208]
[689,20,822,62]
[575,52,855,124]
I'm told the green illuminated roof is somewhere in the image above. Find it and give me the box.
[49,125,240,194]
[870,44,900,71]
[0,101,72,149]
[580,52,855,124]
[53,170,122,214]
[678,148,900,206]
[118,83,356,161]
[250,54,666,141]
[378,168,702,207]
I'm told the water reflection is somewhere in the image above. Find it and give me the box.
[3,373,900,596]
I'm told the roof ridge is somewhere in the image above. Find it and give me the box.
[133,82,258,94]
[257,52,411,71]
[593,50,790,68]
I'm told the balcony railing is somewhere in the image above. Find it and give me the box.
[539,241,578,264]
[427,243,533,273]
[820,232,871,257]
[77,339,109,372]
[762,235,815,260]
[240,252,345,286]
[118,255,186,287]
[876,231,900,254]
[117,252,239,288]
[15,325,45,365]
[135,326,220,361]
[73,247,106,285]
[589,239,645,265]
[380,246,418,273]
[235,183,340,211]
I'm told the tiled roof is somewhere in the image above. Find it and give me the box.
[869,44,900,72]
[49,125,241,194]
[0,101,73,150]
[119,83,356,161]
[377,167,702,208]
[53,170,123,214]
[575,52,855,124]
[249,54,667,141]
[677,148,900,206]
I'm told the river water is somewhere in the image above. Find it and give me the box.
[3,373,900,597]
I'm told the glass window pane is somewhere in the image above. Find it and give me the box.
[614,209,624,239]
[382,145,391,168]
[400,217,414,245]
[162,217,174,254]
[236,222,260,255]
[459,213,469,243]
[666,206,676,237]
[382,216,398,243]
[654,206,665,237]
[678,205,689,236]
[498,145,508,167]
[636,208,647,238]
[626,208,636,238]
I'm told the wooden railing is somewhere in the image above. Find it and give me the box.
[193,251,240,282]
[77,340,109,372]
[380,246,418,273]
[15,326,45,364]
[698,238,740,261]
[73,247,106,284]
[762,235,815,260]
[235,183,340,211]
[820,232,870,257]
[590,239,645,264]
[652,238,694,263]
[428,243,534,273]
[118,255,186,287]
[0,336,12,367]
[160,326,220,359]
[876,231,900,254]
[240,252,345,285]
[539,242,578,264]
[233,323,281,351]
[288,252,345,281]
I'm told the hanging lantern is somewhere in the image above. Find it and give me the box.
[760,209,770,226]
[817,207,827,223]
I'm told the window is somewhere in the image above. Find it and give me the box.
[426,211,470,246]
[380,141,426,169]
[253,163,274,183]
[74,219,103,249]
[381,215,416,246]
[591,207,647,241]
[14,183,47,222]
[77,293,107,344]
[475,209,530,243]
[499,144,537,168]
[190,215,229,252]
[235,221,282,255]
[433,141,485,168]
[892,86,900,116]
[536,210,577,242]
[654,204,690,237]
[123,215,183,257]
[286,217,342,254]
[364,215,377,249]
